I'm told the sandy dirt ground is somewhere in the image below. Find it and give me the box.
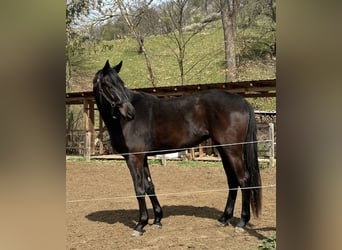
[66,160,276,250]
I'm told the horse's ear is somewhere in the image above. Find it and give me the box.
[102,60,111,74]
[113,60,123,73]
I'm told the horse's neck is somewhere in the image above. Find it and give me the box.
[125,88,136,102]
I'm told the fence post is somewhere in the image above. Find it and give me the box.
[89,103,95,155]
[99,117,104,154]
[84,131,91,162]
[268,122,275,167]
[189,148,195,160]
[198,144,203,158]
[161,155,166,166]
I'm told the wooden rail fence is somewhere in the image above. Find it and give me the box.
[66,79,276,165]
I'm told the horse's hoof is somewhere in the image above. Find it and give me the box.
[151,223,162,229]
[131,230,143,237]
[234,226,246,233]
[217,221,228,227]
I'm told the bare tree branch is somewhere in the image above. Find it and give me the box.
[116,0,157,86]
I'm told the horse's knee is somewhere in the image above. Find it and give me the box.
[135,190,145,198]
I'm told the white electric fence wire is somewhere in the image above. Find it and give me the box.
[67,139,276,203]
[66,184,276,203]
[106,139,272,157]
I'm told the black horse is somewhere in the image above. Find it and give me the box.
[93,60,262,236]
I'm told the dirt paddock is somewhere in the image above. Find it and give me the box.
[66,160,276,249]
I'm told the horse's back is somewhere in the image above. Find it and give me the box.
[130,88,248,110]
[201,89,250,110]
[130,89,251,129]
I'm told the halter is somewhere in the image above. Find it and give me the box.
[97,80,123,119]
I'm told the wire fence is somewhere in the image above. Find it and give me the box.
[66,184,276,203]
[66,118,276,204]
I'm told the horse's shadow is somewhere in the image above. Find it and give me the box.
[85,205,275,240]
[86,205,220,229]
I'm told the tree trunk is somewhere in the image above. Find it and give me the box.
[137,37,156,87]
[66,56,72,91]
[220,0,239,82]
[117,0,156,87]
[178,26,186,85]
[178,55,185,85]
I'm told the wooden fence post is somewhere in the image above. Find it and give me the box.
[198,144,203,158]
[84,131,91,161]
[189,148,195,160]
[161,155,166,166]
[99,116,104,154]
[268,122,275,167]
[89,102,95,155]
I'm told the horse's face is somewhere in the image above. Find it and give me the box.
[93,60,135,120]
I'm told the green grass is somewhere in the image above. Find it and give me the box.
[258,234,276,250]
[69,28,228,88]
[167,160,222,168]
[258,161,270,170]
[66,156,86,162]
[68,24,276,110]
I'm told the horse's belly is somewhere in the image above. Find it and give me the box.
[153,126,209,150]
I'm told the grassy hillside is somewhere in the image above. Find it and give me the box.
[68,25,276,110]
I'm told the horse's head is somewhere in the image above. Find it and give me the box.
[93,60,135,120]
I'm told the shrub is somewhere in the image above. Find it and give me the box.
[258,234,276,250]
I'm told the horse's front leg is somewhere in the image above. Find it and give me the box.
[143,157,163,228]
[126,154,149,236]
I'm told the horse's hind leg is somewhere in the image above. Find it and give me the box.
[144,157,163,228]
[217,147,239,226]
[218,147,251,229]
[229,149,251,228]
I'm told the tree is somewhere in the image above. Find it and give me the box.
[116,0,157,86]
[134,6,163,36]
[237,0,276,60]
[219,0,240,82]
[66,0,92,90]
[84,0,157,86]
[163,0,188,85]
[161,0,213,85]
[100,20,116,40]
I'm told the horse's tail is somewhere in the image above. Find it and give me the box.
[244,104,262,217]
